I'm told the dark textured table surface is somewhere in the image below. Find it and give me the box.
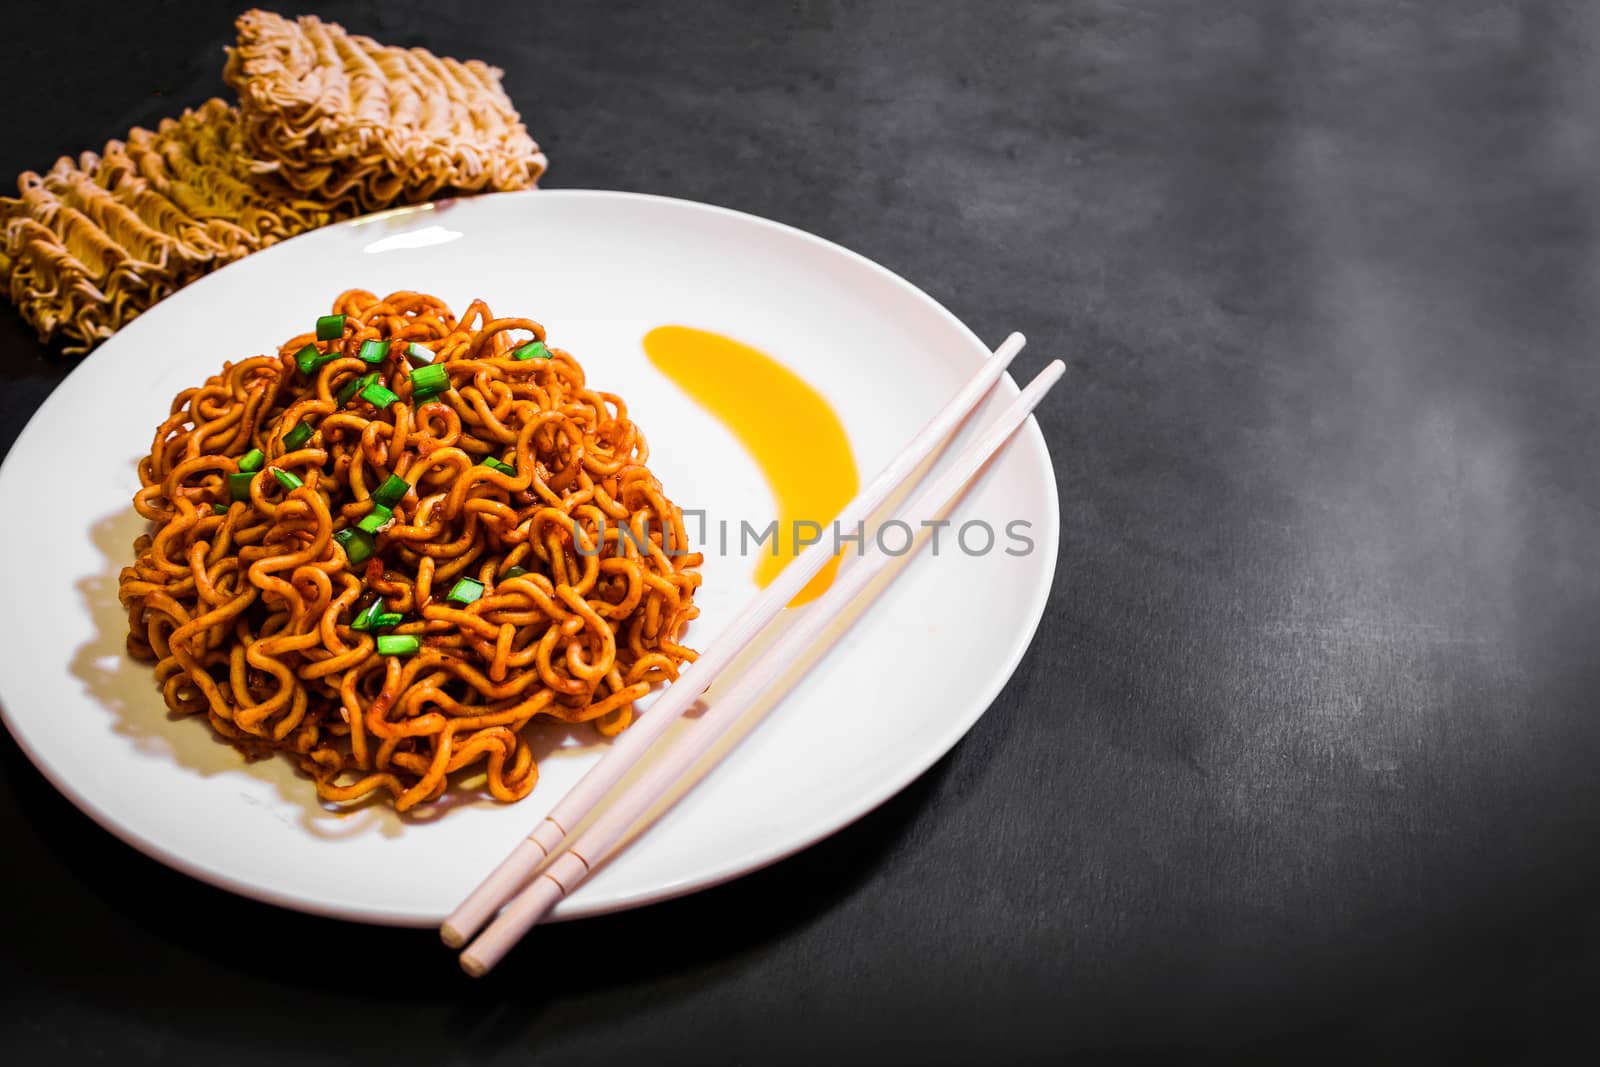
[5,2,1599,1062]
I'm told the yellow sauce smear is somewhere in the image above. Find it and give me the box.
[643,325,860,607]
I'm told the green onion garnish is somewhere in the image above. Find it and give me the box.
[405,342,434,365]
[512,339,550,361]
[376,634,420,656]
[446,577,485,605]
[271,468,304,491]
[360,382,400,409]
[295,343,339,376]
[333,527,375,565]
[371,474,409,508]
[358,339,390,364]
[237,449,264,474]
[480,456,515,476]
[282,421,313,450]
[350,603,404,633]
[349,599,386,632]
[339,371,380,406]
[212,503,229,515]
[410,363,449,400]
[316,314,346,341]
[357,504,393,533]
[228,472,256,501]
[502,565,528,580]
[349,607,406,632]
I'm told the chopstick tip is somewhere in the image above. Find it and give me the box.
[994,332,1026,363]
[440,922,467,948]
[460,951,490,978]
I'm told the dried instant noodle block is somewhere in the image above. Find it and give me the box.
[0,99,341,353]
[225,9,547,212]
[2,10,547,354]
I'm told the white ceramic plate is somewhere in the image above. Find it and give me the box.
[0,190,1057,924]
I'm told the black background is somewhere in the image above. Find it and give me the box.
[4,2,1600,1063]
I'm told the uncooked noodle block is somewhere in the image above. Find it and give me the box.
[0,10,548,354]
[225,9,548,213]
[0,99,342,354]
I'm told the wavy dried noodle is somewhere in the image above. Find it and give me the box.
[225,9,548,213]
[2,10,546,354]
[119,291,703,811]
[0,99,341,354]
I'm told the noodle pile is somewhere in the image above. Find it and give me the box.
[119,291,702,811]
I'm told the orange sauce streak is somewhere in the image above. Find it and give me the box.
[643,325,860,606]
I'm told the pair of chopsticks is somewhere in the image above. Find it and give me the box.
[445,334,1063,976]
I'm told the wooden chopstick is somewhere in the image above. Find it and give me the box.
[440,333,1027,948]
[458,358,1065,976]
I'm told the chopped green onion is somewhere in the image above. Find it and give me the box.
[371,474,409,508]
[237,449,264,474]
[357,503,393,533]
[349,599,386,632]
[339,371,380,406]
[512,339,550,360]
[358,339,390,364]
[228,472,256,501]
[405,342,435,365]
[212,503,229,515]
[295,343,338,376]
[281,421,313,450]
[334,527,375,565]
[316,314,346,341]
[271,467,304,491]
[480,455,515,476]
[502,565,528,580]
[446,577,485,605]
[350,602,403,633]
[360,382,400,409]
[410,363,449,400]
[376,634,420,656]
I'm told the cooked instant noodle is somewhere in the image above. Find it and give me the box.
[120,291,702,811]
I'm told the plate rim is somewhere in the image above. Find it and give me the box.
[0,188,1060,924]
